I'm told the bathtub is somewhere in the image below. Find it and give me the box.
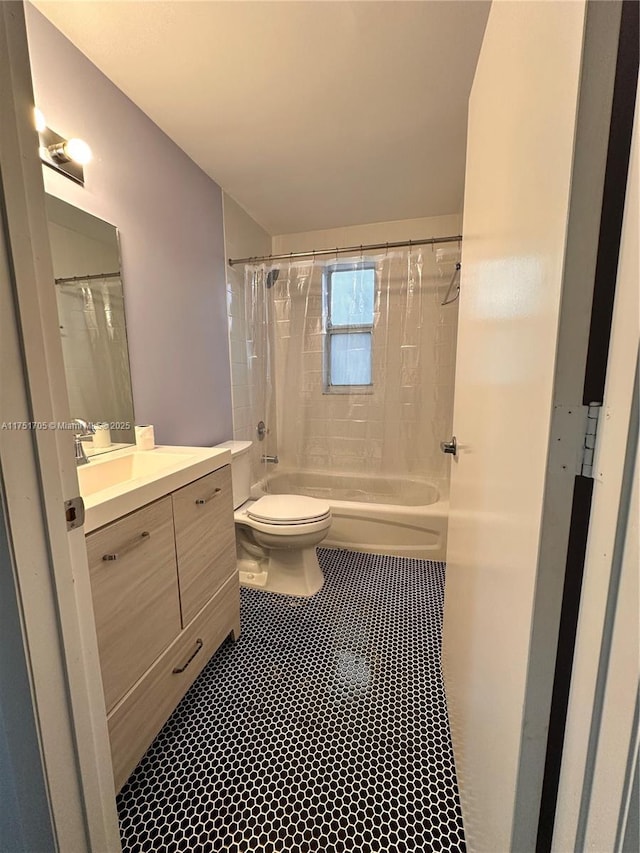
[255,469,448,561]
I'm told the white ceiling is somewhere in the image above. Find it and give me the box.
[33,1,490,235]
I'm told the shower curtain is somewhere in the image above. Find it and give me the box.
[56,277,134,440]
[243,247,458,503]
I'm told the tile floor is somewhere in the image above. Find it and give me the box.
[117,549,466,852]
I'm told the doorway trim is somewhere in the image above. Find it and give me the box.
[0,3,121,849]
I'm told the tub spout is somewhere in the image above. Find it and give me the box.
[261,455,279,464]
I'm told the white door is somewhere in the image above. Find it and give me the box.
[0,4,120,849]
[441,2,629,851]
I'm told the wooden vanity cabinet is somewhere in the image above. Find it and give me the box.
[86,463,239,792]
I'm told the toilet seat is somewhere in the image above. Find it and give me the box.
[247,494,331,526]
[235,496,332,539]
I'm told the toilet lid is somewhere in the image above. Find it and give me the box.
[247,494,331,524]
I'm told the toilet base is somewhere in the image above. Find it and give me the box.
[239,570,269,589]
[236,547,324,598]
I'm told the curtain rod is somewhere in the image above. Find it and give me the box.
[54,271,121,285]
[227,234,463,267]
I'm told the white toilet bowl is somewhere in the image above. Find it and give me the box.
[234,494,331,597]
[214,441,332,597]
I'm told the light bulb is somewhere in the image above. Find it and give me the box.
[64,138,92,165]
[34,107,46,133]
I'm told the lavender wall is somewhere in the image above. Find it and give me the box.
[25,6,233,446]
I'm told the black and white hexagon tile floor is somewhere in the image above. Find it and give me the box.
[117,549,466,853]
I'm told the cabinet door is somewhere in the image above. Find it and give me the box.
[108,573,240,792]
[86,496,181,712]
[172,465,236,626]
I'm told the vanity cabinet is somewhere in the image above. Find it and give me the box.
[86,463,239,792]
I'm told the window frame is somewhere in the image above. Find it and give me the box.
[323,262,375,394]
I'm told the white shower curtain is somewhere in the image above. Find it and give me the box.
[243,247,458,503]
[56,277,134,440]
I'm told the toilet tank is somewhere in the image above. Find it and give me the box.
[215,440,253,509]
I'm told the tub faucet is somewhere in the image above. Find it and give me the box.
[261,455,279,464]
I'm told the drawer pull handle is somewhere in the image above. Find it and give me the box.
[195,488,221,505]
[102,531,151,561]
[172,638,204,674]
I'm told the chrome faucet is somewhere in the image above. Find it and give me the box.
[72,418,94,439]
[74,436,90,465]
[73,418,93,465]
[261,455,279,464]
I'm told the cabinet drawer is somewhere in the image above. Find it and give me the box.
[172,465,236,625]
[86,496,181,712]
[108,573,240,792]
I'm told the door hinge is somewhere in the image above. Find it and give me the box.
[579,403,602,478]
[65,496,85,531]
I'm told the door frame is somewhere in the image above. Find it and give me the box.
[528,3,638,848]
[0,3,120,849]
[552,76,639,852]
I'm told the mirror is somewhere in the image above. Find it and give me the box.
[45,195,135,450]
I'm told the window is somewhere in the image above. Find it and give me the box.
[324,265,375,391]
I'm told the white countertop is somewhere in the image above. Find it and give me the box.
[79,445,231,533]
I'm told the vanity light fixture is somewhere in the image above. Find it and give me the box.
[48,137,92,166]
[35,107,92,186]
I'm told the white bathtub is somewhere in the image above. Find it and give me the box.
[256,470,448,561]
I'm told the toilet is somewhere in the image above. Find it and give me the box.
[216,441,331,597]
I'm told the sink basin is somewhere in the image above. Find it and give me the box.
[78,451,187,496]
[77,445,231,533]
